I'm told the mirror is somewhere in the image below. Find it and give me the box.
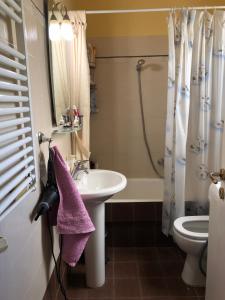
[45,1,91,132]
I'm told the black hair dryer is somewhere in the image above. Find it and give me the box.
[34,186,59,221]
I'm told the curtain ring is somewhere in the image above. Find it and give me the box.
[203,7,208,17]
[171,8,176,17]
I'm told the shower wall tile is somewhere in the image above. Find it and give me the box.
[88,36,168,57]
[94,153,114,170]
[134,203,157,222]
[106,202,160,223]
[106,221,174,247]
[89,36,168,178]
[111,203,134,222]
[105,202,173,247]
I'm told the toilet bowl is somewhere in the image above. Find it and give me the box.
[173,215,209,287]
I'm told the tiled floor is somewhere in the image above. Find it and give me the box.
[47,246,205,300]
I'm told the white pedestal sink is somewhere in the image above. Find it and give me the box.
[75,169,127,288]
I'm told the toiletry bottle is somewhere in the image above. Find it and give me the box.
[73,105,79,127]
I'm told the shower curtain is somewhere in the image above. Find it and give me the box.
[51,11,90,159]
[162,10,225,236]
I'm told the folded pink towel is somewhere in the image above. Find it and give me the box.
[50,146,95,266]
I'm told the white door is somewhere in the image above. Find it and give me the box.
[206,182,225,300]
[206,131,225,300]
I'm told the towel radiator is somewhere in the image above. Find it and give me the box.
[0,0,36,219]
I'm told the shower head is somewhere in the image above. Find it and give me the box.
[136,59,146,71]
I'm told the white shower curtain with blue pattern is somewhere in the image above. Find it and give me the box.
[162,10,225,236]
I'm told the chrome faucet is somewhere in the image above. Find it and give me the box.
[71,160,89,179]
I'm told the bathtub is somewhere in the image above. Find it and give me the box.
[106,178,164,203]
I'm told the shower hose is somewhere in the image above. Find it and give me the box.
[137,66,163,179]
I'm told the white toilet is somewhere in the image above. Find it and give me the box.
[173,215,209,287]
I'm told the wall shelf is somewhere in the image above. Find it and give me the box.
[52,125,82,135]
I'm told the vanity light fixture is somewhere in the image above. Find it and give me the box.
[49,2,74,41]
[60,5,74,40]
[49,2,61,41]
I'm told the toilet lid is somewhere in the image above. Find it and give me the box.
[174,216,209,240]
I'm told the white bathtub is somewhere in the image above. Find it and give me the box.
[106,178,164,203]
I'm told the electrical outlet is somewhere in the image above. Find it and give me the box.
[0,236,8,253]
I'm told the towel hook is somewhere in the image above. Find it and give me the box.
[38,132,53,145]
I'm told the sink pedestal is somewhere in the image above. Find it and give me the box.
[76,170,127,288]
[84,201,105,288]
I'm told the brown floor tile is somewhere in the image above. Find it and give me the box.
[69,263,86,275]
[65,269,88,299]
[106,223,114,247]
[112,223,134,246]
[194,286,206,296]
[155,224,175,247]
[105,261,114,279]
[56,290,71,300]
[114,261,138,278]
[134,222,156,246]
[134,203,157,222]
[43,268,61,300]
[115,278,141,298]
[106,247,114,261]
[65,285,88,299]
[138,261,163,278]
[87,278,114,298]
[43,288,58,300]
[161,261,184,277]
[66,270,86,288]
[114,247,136,262]
[141,298,198,300]
[135,247,159,261]
[170,298,200,300]
[115,298,140,300]
[140,277,168,297]
[45,245,198,300]
[86,299,113,300]
[166,278,196,297]
[158,247,183,262]
[139,298,169,300]
[56,292,63,300]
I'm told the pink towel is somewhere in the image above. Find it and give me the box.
[50,146,95,266]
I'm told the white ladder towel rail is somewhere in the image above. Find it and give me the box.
[0,0,36,218]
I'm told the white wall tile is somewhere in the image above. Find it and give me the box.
[90,36,167,178]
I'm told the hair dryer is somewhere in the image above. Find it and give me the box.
[34,185,59,221]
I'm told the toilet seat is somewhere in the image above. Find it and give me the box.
[174,216,209,241]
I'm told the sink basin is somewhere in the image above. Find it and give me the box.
[74,169,127,288]
[75,169,127,201]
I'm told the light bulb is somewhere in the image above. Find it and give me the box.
[61,20,74,40]
[49,20,61,41]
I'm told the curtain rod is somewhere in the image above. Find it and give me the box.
[85,6,225,14]
[96,54,168,59]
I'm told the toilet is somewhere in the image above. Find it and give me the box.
[173,215,209,287]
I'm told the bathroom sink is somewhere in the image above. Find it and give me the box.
[74,169,127,288]
[75,169,127,202]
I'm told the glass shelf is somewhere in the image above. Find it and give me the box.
[52,125,82,135]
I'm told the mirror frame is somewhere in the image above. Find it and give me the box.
[44,0,57,126]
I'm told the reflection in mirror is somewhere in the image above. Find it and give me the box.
[47,2,90,158]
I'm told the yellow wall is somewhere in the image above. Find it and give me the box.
[63,0,225,37]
